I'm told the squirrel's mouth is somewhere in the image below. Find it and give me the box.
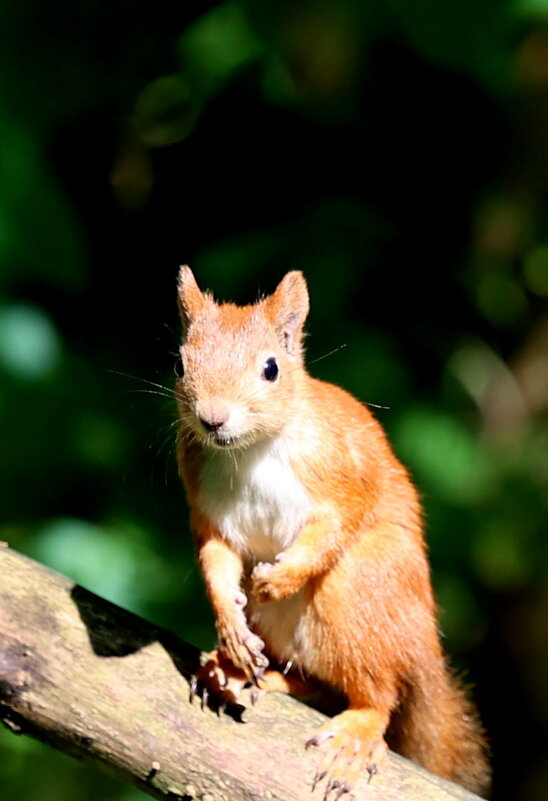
[211,434,235,447]
[204,428,264,451]
[206,431,242,450]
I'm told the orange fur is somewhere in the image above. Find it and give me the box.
[175,267,491,796]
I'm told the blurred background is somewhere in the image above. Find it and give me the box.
[0,0,547,799]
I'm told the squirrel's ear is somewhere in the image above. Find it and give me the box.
[177,266,205,329]
[268,271,309,356]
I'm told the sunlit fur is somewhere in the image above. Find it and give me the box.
[175,267,491,796]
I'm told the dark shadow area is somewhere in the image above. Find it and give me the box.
[71,583,198,670]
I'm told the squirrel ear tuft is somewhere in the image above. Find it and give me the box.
[177,266,205,329]
[268,271,309,356]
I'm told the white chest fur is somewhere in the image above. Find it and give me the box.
[197,438,312,562]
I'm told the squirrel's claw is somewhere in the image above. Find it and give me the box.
[324,780,350,801]
[311,769,327,792]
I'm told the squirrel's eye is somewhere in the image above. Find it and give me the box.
[262,357,278,382]
[174,356,185,378]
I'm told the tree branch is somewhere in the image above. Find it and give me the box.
[0,544,481,800]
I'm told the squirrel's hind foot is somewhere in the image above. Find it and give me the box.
[190,650,312,715]
[190,650,252,716]
[306,709,388,798]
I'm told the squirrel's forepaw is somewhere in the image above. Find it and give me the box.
[251,559,303,603]
[217,619,268,685]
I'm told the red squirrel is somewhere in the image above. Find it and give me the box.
[175,267,490,797]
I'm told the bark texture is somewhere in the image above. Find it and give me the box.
[0,544,483,800]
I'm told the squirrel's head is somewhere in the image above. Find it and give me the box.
[176,267,309,450]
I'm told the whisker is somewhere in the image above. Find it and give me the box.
[122,387,176,401]
[107,368,175,393]
[107,368,194,406]
[307,343,347,367]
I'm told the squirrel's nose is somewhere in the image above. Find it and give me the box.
[200,416,226,432]
[197,399,230,433]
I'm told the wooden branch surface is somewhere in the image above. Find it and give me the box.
[0,545,482,801]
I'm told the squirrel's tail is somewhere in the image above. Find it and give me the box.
[389,658,491,797]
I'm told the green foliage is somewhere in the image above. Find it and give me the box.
[1,2,547,800]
